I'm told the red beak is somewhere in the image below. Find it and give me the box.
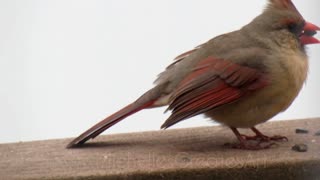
[300,21,320,45]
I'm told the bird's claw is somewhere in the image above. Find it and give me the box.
[226,141,277,150]
[240,134,288,142]
[268,135,288,142]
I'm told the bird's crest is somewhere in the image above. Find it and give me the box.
[269,0,302,17]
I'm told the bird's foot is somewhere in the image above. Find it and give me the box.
[249,127,289,142]
[240,134,288,142]
[266,135,289,142]
[240,134,262,141]
[225,141,277,150]
[228,127,286,150]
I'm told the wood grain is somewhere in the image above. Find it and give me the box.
[1,118,320,180]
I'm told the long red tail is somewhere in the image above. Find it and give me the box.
[67,101,155,148]
[67,84,167,148]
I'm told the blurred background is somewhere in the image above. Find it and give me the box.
[0,0,319,143]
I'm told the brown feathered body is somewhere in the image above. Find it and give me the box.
[67,0,318,148]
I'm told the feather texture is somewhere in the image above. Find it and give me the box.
[161,57,269,129]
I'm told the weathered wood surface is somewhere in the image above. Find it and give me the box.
[0,118,320,180]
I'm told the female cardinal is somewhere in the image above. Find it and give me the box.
[68,0,319,150]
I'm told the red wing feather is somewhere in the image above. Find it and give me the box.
[161,57,268,129]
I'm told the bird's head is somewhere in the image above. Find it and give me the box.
[250,0,319,47]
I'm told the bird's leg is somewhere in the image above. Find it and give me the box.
[228,127,275,150]
[234,129,266,141]
[250,127,288,142]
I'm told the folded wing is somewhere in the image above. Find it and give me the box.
[161,57,269,129]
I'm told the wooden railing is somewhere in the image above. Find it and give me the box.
[0,118,319,179]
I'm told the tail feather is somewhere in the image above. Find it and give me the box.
[67,101,155,148]
[66,83,170,148]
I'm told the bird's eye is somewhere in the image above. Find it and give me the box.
[287,22,304,36]
[288,23,296,30]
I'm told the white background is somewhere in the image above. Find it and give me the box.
[0,0,319,143]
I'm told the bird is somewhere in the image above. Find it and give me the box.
[67,0,319,150]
